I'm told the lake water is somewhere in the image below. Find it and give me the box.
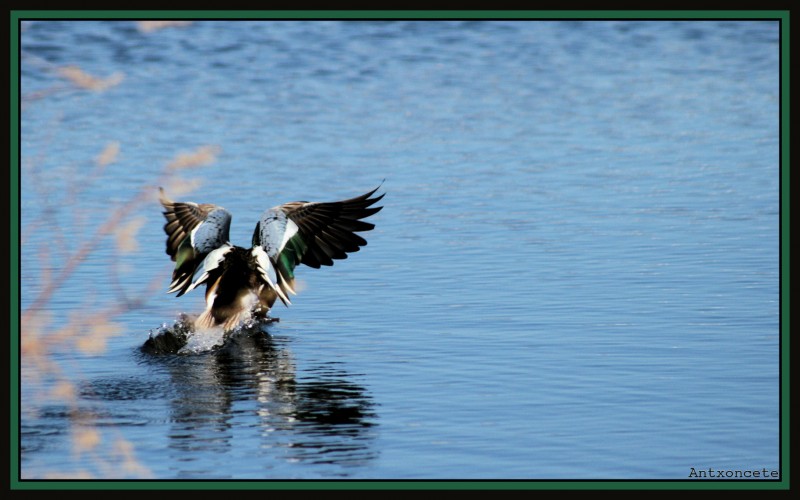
[17,19,781,482]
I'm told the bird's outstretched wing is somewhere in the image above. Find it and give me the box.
[251,185,384,305]
[159,187,232,297]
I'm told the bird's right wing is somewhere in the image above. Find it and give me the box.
[251,186,384,305]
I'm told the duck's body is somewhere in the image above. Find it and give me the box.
[159,186,384,331]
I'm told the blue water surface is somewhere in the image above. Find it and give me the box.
[18,19,780,481]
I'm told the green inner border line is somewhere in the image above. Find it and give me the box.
[9,9,789,491]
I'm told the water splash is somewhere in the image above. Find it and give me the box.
[177,326,227,355]
[142,313,279,355]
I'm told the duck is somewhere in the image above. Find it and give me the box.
[159,185,384,331]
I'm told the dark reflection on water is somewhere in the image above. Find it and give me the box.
[287,372,378,467]
[134,324,378,474]
[23,326,377,477]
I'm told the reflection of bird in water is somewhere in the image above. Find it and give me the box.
[158,185,384,332]
[140,324,378,472]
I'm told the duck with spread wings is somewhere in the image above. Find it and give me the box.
[159,185,384,331]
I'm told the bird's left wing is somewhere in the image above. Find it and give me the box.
[159,187,232,297]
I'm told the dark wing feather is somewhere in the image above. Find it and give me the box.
[251,185,384,304]
[283,185,384,269]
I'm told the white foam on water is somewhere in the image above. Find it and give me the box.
[178,326,227,354]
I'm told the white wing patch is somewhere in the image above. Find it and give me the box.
[279,218,300,255]
[186,244,233,293]
[252,245,291,305]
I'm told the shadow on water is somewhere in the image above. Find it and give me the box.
[78,320,378,476]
